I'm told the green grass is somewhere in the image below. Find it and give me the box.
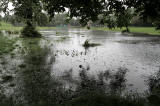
[0,21,22,32]
[92,27,160,35]
[0,21,56,32]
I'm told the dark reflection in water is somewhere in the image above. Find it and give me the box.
[147,69,160,105]
[13,39,69,106]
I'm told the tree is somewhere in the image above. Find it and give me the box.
[115,8,134,32]
[125,0,160,29]
[42,0,105,25]
[35,13,49,26]
[1,0,105,37]
[1,0,160,37]
[12,0,42,37]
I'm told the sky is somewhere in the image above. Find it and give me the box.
[0,2,14,17]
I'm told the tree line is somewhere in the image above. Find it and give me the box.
[0,0,159,37]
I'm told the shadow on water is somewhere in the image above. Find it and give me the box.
[14,39,69,106]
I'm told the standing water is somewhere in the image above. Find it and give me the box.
[1,28,160,105]
[41,28,160,92]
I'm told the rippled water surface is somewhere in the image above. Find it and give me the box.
[41,28,160,92]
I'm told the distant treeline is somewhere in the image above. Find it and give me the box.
[0,13,81,27]
[0,13,153,27]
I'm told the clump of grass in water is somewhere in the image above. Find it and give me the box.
[67,67,145,106]
[56,31,68,36]
[56,31,60,35]
[56,36,70,42]
[6,30,20,35]
[2,75,13,83]
[83,39,100,48]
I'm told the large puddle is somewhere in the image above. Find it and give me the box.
[1,28,160,105]
[40,28,160,92]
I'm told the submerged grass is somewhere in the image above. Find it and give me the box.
[56,36,70,42]
[0,34,17,55]
[67,92,145,106]
[93,27,160,35]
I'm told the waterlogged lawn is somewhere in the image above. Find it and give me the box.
[0,21,22,32]
[0,29,160,106]
[93,27,160,35]
[0,35,17,55]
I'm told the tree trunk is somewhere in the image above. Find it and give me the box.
[126,26,130,32]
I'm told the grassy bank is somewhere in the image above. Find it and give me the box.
[0,21,56,32]
[92,27,160,35]
[0,21,22,32]
[1,21,160,36]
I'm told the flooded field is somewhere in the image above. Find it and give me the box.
[42,28,160,92]
[0,28,160,105]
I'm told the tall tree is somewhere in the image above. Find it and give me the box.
[125,0,160,29]
[12,0,43,37]
[43,0,105,25]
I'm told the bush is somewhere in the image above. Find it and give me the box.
[83,40,100,48]
[21,22,41,37]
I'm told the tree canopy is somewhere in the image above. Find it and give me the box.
[0,0,160,36]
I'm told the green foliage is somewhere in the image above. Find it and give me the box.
[125,0,160,29]
[1,0,160,29]
[116,8,134,32]
[50,13,68,26]
[35,13,49,26]
[13,0,42,22]
[43,0,104,25]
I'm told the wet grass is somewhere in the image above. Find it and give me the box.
[0,34,17,55]
[93,27,160,35]
[0,21,56,35]
[83,39,101,48]
[67,92,145,106]
[0,21,22,33]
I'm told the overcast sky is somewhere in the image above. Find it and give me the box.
[0,2,14,17]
